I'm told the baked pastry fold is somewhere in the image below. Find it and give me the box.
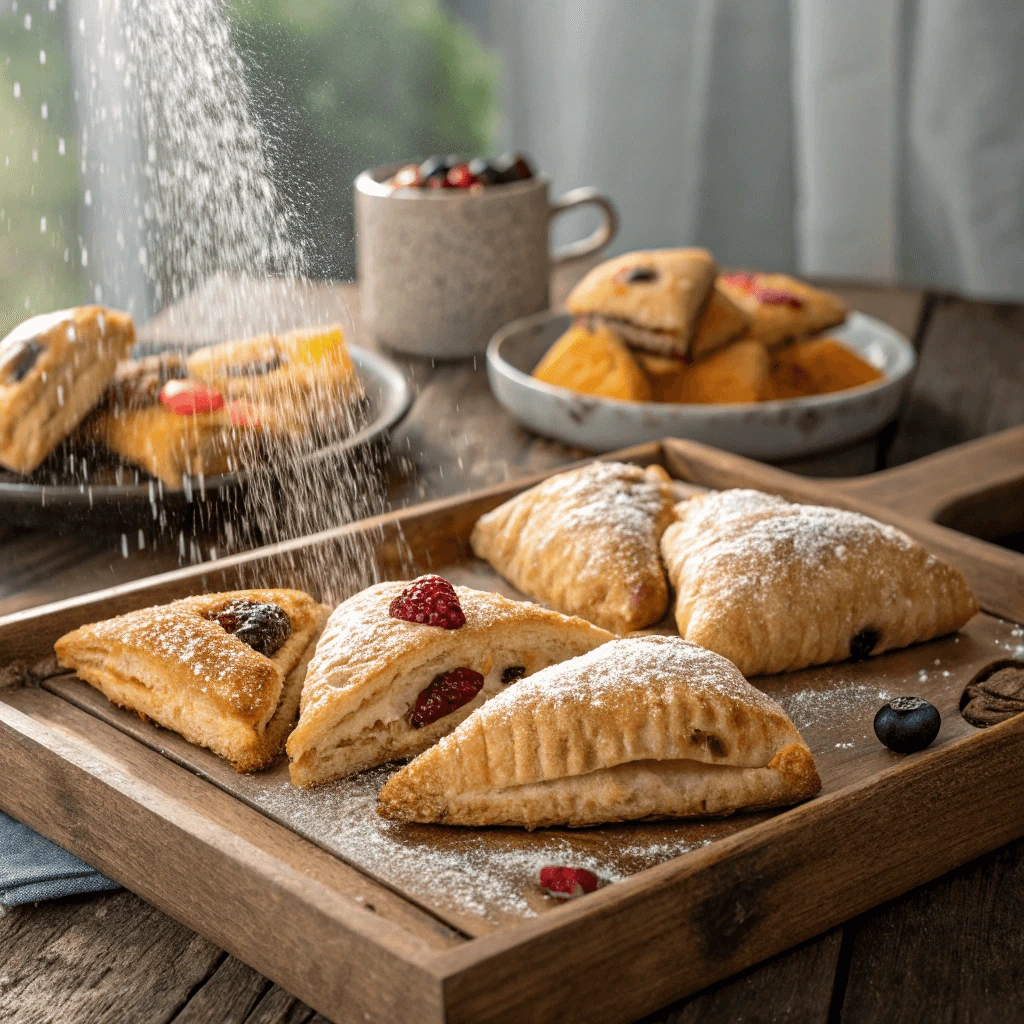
[378,635,821,828]
[0,306,135,473]
[661,489,979,676]
[470,462,677,634]
[286,582,613,787]
[55,589,329,771]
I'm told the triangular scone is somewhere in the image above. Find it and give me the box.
[716,272,847,347]
[378,635,821,828]
[470,462,677,633]
[567,249,716,358]
[55,589,329,771]
[661,490,979,676]
[286,581,613,787]
[690,282,751,359]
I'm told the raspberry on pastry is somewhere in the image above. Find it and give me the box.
[285,579,613,787]
[54,589,330,772]
[377,634,822,829]
[470,461,677,634]
[660,489,978,676]
[0,306,135,474]
[532,323,652,402]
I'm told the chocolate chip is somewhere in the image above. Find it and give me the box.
[625,267,658,283]
[208,599,291,657]
[501,666,526,684]
[0,340,44,383]
[850,628,881,661]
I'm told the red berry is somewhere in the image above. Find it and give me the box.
[159,379,225,415]
[539,866,600,899]
[391,163,421,189]
[226,399,261,427]
[446,163,478,189]
[752,285,803,308]
[721,271,758,292]
[389,575,466,629]
[410,667,484,728]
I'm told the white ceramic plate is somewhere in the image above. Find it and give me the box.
[487,310,916,460]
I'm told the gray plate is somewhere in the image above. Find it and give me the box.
[0,346,411,528]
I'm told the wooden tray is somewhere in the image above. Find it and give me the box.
[1,428,1023,1024]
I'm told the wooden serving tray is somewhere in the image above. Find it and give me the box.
[1,429,1023,1024]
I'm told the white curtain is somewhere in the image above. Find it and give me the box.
[485,0,1024,299]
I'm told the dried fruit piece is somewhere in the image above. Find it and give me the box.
[159,379,225,415]
[467,156,501,185]
[539,866,600,899]
[624,266,658,283]
[208,599,291,656]
[0,339,44,383]
[410,667,484,728]
[389,575,466,629]
[753,285,803,308]
[446,163,478,189]
[501,665,526,684]
[850,628,881,660]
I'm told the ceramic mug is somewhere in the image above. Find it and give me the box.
[355,162,617,358]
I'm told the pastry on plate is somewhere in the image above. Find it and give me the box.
[660,489,978,676]
[717,272,847,347]
[378,634,821,828]
[636,352,688,403]
[0,306,135,474]
[93,358,274,488]
[187,324,362,430]
[566,248,717,359]
[286,576,613,787]
[690,282,751,359]
[470,462,677,633]
[532,322,652,402]
[674,339,770,404]
[766,337,883,399]
[55,589,330,771]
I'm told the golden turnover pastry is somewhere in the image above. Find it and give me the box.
[566,248,717,359]
[660,489,978,676]
[765,337,883,399]
[717,272,847,348]
[286,576,613,787]
[55,589,330,772]
[187,324,363,430]
[0,306,135,474]
[674,339,771,404]
[470,462,677,634]
[636,352,688,403]
[378,634,821,829]
[690,282,752,359]
[532,323,652,402]
[92,356,275,489]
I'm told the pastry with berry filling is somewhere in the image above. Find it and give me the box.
[286,576,613,787]
[93,357,273,488]
[470,462,677,633]
[0,306,135,474]
[660,489,978,676]
[566,249,718,359]
[187,324,362,431]
[378,635,821,829]
[716,272,847,348]
[54,589,330,772]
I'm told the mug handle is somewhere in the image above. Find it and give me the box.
[549,187,618,264]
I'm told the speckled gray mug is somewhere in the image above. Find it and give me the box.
[355,163,617,358]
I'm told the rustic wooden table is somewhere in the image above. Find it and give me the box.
[1,273,1022,1024]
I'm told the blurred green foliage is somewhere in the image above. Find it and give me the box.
[230,0,498,279]
[0,0,85,337]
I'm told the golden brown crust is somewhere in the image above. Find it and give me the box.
[0,307,135,474]
[691,283,751,359]
[660,489,979,676]
[55,589,329,771]
[470,462,676,634]
[378,635,821,828]
[566,249,717,356]
[286,582,614,787]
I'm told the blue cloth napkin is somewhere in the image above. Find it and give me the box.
[0,811,119,906]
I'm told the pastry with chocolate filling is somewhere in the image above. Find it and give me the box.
[92,356,274,488]
[286,577,613,787]
[660,489,978,676]
[566,249,718,359]
[0,306,135,474]
[187,324,362,430]
[378,635,821,828]
[470,462,677,633]
[55,589,330,771]
[716,272,847,348]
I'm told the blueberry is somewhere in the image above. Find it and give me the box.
[625,267,658,283]
[467,157,501,186]
[493,152,533,183]
[501,665,526,684]
[874,696,941,754]
[850,628,881,660]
